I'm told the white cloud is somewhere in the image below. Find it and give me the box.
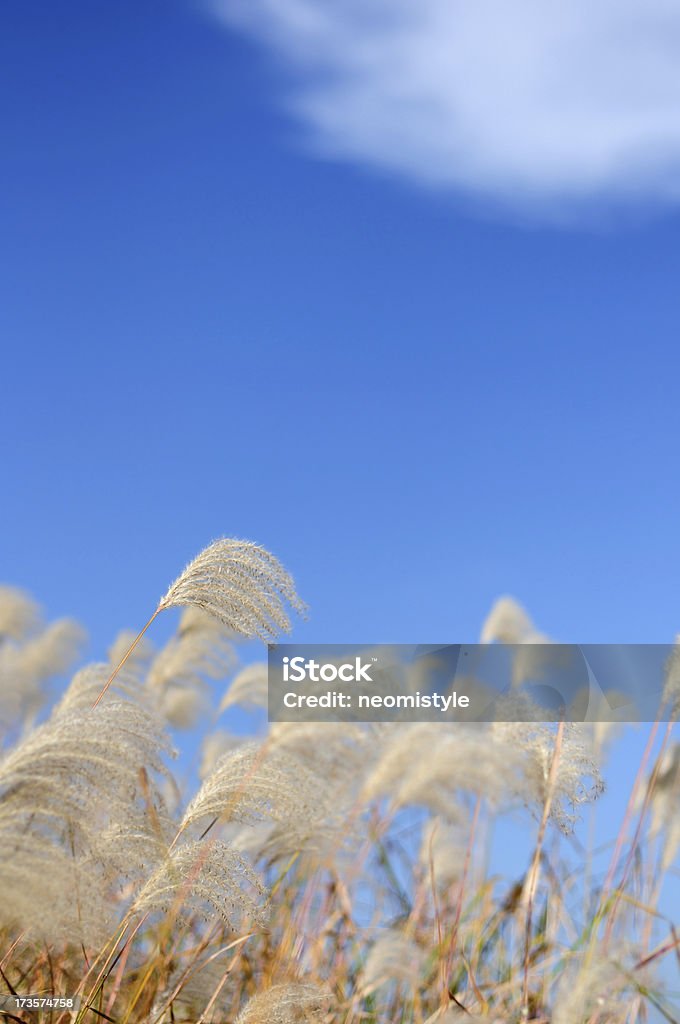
[210,0,680,216]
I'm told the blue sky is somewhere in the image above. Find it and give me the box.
[2,0,680,661]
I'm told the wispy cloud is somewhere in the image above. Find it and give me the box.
[210,0,680,217]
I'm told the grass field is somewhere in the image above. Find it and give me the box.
[0,540,677,1024]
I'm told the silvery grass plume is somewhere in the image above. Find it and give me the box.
[152,955,235,1023]
[510,638,563,690]
[363,720,603,833]
[183,742,348,865]
[480,595,557,690]
[95,538,305,707]
[662,636,680,716]
[638,742,680,871]
[492,718,604,834]
[219,661,269,713]
[200,729,247,779]
[438,1014,504,1024]
[362,723,505,821]
[552,952,646,1024]
[108,629,155,671]
[0,833,108,946]
[0,698,175,941]
[419,816,467,890]
[0,617,85,731]
[55,662,155,715]
[147,608,238,729]
[132,838,267,929]
[158,539,306,641]
[264,722,376,864]
[182,744,316,830]
[269,721,379,790]
[0,584,40,641]
[360,929,424,996]
[53,667,180,861]
[480,596,537,644]
[0,698,174,841]
[235,982,332,1024]
[220,819,278,864]
[576,691,626,755]
[11,618,85,681]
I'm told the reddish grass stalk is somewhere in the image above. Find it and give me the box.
[91,607,161,709]
[603,718,675,948]
[600,721,659,906]
[522,721,565,1018]
[443,795,482,997]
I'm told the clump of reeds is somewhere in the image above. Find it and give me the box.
[0,539,676,1024]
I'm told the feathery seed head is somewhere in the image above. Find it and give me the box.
[0,585,40,641]
[662,636,680,716]
[158,539,306,641]
[0,700,175,831]
[0,833,112,945]
[641,742,680,870]
[153,956,234,1023]
[0,618,85,727]
[480,596,536,644]
[360,930,423,994]
[200,729,247,779]
[148,608,238,727]
[419,816,467,889]
[363,723,506,818]
[553,952,643,1024]
[269,720,376,787]
[55,662,153,714]
[235,982,332,1024]
[108,629,155,670]
[149,609,238,693]
[182,743,321,831]
[492,719,604,832]
[184,741,352,864]
[220,661,269,713]
[132,838,267,929]
[0,698,175,940]
[17,618,86,679]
